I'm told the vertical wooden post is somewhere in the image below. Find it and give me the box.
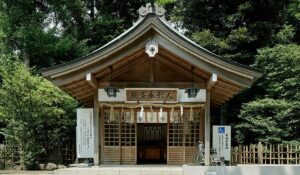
[183,109,186,164]
[93,91,100,165]
[135,109,138,164]
[100,105,105,164]
[258,142,263,164]
[287,144,290,164]
[238,145,242,164]
[167,109,170,164]
[119,109,122,164]
[204,89,211,166]
[199,109,205,142]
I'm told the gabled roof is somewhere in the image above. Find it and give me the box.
[41,3,262,106]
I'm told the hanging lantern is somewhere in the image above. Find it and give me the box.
[185,66,199,98]
[105,87,119,98]
[185,88,200,98]
[105,66,119,98]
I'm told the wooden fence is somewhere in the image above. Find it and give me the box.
[231,142,300,165]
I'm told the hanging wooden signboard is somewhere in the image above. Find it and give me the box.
[125,88,178,103]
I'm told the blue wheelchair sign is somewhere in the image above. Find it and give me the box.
[218,127,225,134]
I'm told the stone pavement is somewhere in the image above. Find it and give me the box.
[0,171,53,175]
[54,165,182,175]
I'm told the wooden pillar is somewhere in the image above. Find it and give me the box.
[204,73,217,166]
[100,105,105,164]
[93,90,100,165]
[204,89,211,166]
[87,73,100,165]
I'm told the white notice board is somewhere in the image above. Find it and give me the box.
[213,125,231,161]
[76,108,94,158]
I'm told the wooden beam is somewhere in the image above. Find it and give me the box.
[211,91,232,99]
[76,91,95,100]
[210,95,227,103]
[158,48,210,79]
[98,81,205,88]
[67,84,91,94]
[94,49,146,79]
[100,56,147,81]
[61,79,86,90]
[206,73,217,90]
[86,73,98,89]
[211,85,237,96]
[211,91,231,100]
[150,58,155,82]
[71,88,94,97]
[155,55,205,83]
[216,81,242,92]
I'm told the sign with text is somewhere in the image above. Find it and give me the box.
[76,108,94,158]
[125,88,178,103]
[213,125,231,161]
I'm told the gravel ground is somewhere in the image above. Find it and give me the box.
[0,171,53,175]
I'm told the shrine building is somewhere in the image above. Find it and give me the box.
[42,3,262,166]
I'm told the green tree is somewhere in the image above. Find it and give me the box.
[0,56,77,169]
[0,0,149,68]
[167,0,300,64]
[254,44,300,100]
[234,44,300,144]
[236,99,300,144]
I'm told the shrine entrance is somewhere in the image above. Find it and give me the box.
[137,124,167,164]
[136,108,168,164]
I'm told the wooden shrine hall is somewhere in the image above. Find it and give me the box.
[42,3,262,166]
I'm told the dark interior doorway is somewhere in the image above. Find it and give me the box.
[137,124,167,164]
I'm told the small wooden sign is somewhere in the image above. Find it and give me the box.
[125,88,178,103]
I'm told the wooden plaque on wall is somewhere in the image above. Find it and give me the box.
[125,88,178,103]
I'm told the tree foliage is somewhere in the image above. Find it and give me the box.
[235,44,300,144]
[0,56,77,169]
[0,0,148,68]
[236,99,300,144]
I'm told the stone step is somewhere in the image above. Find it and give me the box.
[54,166,182,175]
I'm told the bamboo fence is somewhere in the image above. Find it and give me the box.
[231,142,300,165]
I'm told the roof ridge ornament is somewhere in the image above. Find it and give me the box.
[138,3,166,20]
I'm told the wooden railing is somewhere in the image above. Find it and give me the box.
[231,142,300,165]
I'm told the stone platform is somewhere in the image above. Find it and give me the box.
[54,165,182,175]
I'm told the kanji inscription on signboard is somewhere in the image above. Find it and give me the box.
[76,108,94,158]
[125,88,178,103]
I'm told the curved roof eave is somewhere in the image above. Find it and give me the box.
[41,13,262,83]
